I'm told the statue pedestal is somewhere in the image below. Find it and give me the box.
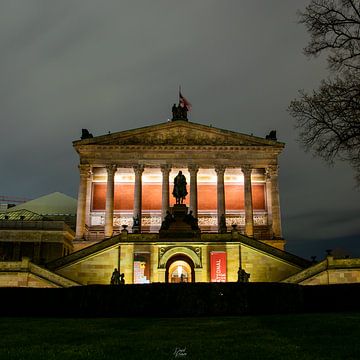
[172,204,187,217]
[159,204,200,239]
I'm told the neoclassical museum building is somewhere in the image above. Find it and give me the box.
[3,106,360,287]
[46,108,312,285]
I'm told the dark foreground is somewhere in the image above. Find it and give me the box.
[0,314,359,360]
[1,283,360,316]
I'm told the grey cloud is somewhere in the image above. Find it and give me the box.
[1,1,360,259]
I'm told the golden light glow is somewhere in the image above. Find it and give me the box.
[169,260,192,283]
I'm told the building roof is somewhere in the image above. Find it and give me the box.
[0,209,47,221]
[73,121,284,169]
[8,192,77,215]
[73,120,285,148]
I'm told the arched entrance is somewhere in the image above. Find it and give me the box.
[165,255,195,283]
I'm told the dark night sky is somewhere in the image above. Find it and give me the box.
[1,1,359,260]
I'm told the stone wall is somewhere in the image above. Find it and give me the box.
[284,257,360,285]
[301,268,360,285]
[241,245,301,282]
[57,246,120,285]
[55,241,302,284]
[0,258,78,288]
[0,273,57,288]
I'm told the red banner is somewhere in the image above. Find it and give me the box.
[210,252,227,282]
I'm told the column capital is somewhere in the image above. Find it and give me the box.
[241,165,252,176]
[267,165,279,177]
[188,164,199,174]
[78,164,91,178]
[133,164,144,176]
[214,165,226,175]
[160,164,172,174]
[106,164,117,176]
[265,168,271,181]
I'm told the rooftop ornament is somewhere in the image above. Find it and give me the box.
[171,90,192,121]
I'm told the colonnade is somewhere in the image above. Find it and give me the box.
[75,164,282,240]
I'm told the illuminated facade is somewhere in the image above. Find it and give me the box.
[3,118,360,288]
[46,118,312,286]
[74,120,284,247]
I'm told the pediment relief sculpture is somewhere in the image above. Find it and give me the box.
[93,128,272,147]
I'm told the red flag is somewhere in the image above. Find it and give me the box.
[179,92,192,111]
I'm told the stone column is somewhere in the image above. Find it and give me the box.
[188,164,199,217]
[268,165,282,238]
[105,164,117,238]
[75,164,91,240]
[85,169,93,228]
[265,169,273,237]
[160,164,171,219]
[215,165,226,231]
[241,165,254,237]
[133,164,144,229]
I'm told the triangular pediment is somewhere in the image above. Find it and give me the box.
[74,121,283,147]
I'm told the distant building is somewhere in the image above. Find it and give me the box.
[0,195,29,213]
[0,193,76,264]
[8,192,77,229]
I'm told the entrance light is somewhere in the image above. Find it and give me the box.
[177,265,182,277]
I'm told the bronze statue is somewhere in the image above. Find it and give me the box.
[120,273,125,284]
[110,268,121,285]
[81,129,93,139]
[133,215,140,227]
[171,103,188,121]
[237,267,250,283]
[265,130,277,141]
[160,210,174,230]
[132,214,140,233]
[184,210,199,230]
[172,171,188,204]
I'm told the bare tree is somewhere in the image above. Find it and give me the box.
[289,0,360,184]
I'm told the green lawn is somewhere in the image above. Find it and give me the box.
[0,314,359,360]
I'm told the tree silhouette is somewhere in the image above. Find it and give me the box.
[289,0,360,185]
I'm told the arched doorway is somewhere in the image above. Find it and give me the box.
[165,255,195,283]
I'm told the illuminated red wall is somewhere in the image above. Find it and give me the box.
[225,184,265,210]
[92,183,135,211]
[198,184,217,210]
[142,184,162,210]
[92,183,162,211]
[92,183,265,211]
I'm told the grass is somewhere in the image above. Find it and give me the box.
[0,313,359,359]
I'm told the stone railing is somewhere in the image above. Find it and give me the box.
[90,212,268,232]
[0,258,79,287]
[29,263,79,287]
[0,220,74,234]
